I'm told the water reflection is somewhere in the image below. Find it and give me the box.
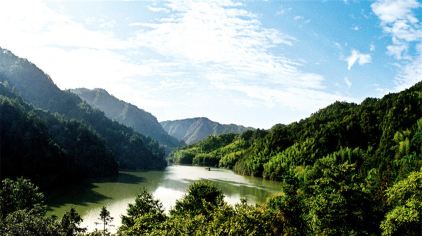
[47,165,281,232]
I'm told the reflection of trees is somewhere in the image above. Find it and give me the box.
[47,166,280,218]
[46,170,167,216]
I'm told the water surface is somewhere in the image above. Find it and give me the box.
[47,165,281,232]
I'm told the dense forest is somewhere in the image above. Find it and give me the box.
[0,46,421,235]
[172,81,421,179]
[166,82,422,234]
[0,48,166,175]
[0,82,118,188]
[1,82,421,235]
[1,171,420,235]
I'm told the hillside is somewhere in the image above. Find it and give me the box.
[71,88,182,152]
[0,82,118,188]
[0,48,166,170]
[168,81,422,234]
[172,82,422,178]
[161,117,253,145]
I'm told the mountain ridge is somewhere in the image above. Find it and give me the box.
[70,87,182,152]
[0,47,166,170]
[161,117,253,145]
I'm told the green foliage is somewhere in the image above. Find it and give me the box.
[98,206,113,235]
[0,178,45,220]
[171,180,224,217]
[0,178,84,236]
[60,208,86,236]
[303,148,378,235]
[0,85,118,187]
[119,190,166,235]
[170,133,238,166]
[263,138,317,181]
[118,182,289,236]
[1,209,61,236]
[206,199,280,235]
[381,170,422,236]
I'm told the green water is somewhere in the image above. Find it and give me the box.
[47,165,281,232]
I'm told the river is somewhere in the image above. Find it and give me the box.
[46,165,281,232]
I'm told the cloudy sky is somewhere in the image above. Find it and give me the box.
[0,0,421,128]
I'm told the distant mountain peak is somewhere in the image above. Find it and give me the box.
[70,87,182,151]
[161,117,253,145]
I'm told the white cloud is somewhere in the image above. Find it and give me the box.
[294,15,304,21]
[372,0,422,89]
[147,6,171,13]
[345,49,372,70]
[371,0,420,23]
[130,0,336,98]
[352,25,360,31]
[386,43,408,59]
[0,1,130,51]
[133,1,295,65]
[275,9,285,16]
[344,77,352,88]
[0,0,349,127]
[85,17,117,29]
[394,44,422,90]
[208,73,348,112]
[372,0,421,59]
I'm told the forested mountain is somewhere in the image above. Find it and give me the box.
[70,88,182,152]
[0,48,166,170]
[167,82,422,234]
[0,83,118,188]
[161,117,253,145]
[172,82,421,179]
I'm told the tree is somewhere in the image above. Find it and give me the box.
[171,180,224,217]
[98,206,113,236]
[1,209,60,236]
[60,208,86,236]
[381,170,422,236]
[0,178,62,235]
[119,189,165,235]
[0,178,45,219]
[304,148,378,235]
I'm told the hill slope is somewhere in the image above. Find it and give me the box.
[0,47,166,170]
[169,82,422,235]
[70,88,182,152]
[0,82,118,188]
[160,117,253,145]
[172,82,422,178]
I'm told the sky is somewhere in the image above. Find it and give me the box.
[0,0,421,129]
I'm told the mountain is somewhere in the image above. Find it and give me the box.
[168,82,422,236]
[0,47,166,170]
[70,88,182,152]
[160,117,253,145]
[172,82,422,178]
[0,82,118,188]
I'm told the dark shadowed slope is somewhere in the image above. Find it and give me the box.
[0,47,166,170]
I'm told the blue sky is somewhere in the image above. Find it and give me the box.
[0,0,421,128]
